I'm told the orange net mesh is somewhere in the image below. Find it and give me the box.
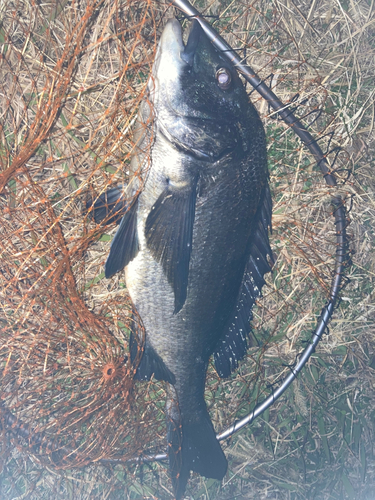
[0,0,163,469]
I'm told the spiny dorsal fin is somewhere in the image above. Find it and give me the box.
[214,184,273,378]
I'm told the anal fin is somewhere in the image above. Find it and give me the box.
[130,330,175,384]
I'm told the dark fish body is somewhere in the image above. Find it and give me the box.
[97,18,272,499]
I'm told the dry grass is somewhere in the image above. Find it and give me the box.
[0,0,374,498]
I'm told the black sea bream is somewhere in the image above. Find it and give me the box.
[95,18,273,499]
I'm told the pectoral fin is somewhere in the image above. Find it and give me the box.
[104,198,139,278]
[145,180,197,314]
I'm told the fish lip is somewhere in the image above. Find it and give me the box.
[164,18,184,46]
[162,18,201,67]
[181,20,201,66]
[157,18,185,64]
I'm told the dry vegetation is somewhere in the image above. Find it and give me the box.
[0,0,374,498]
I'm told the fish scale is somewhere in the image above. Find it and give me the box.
[90,17,273,499]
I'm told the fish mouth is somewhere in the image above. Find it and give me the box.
[181,20,201,66]
[162,18,202,66]
[158,18,201,70]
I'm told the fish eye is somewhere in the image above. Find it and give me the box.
[216,67,232,90]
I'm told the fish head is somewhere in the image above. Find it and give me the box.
[152,18,249,121]
[148,18,255,162]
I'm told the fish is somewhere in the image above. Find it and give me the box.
[89,17,273,499]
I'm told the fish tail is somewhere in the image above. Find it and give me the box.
[167,408,228,499]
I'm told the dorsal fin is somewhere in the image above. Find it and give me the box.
[213,185,273,378]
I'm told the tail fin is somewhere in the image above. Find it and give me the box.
[167,411,228,499]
